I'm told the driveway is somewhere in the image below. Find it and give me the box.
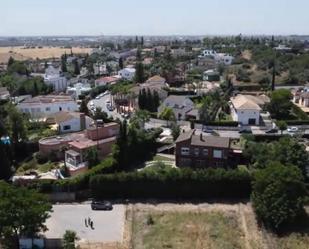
[44,204,125,243]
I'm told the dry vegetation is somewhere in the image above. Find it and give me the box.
[0,46,92,63]
[124,203,308,249]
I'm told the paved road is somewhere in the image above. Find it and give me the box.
[44,204,125,243]
[88,94,123,121]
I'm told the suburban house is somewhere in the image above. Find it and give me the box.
[230,94,269,125]
[93,62,108,76]
[39,122,120,176]
[158,95,195,120]
[66,83,92,99]
[203,70,220,81]
[131,75,169,101]
[175,130,234,168]
[118,67,136,80]
[292,88,309,107]
[17,94,78,118]
[44,66,67,92]
[95,76,120,87]
[199,49,234,65]
[0,87,10,100]
[46,112,93,133]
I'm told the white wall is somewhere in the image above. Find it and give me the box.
[231,108,260,125]
[59,118,81,133]
[18,101,79,118]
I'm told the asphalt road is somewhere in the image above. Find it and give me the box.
[88,93,123,121]
[44,204,125,243]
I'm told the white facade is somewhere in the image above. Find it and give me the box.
[199,50,234,65]
[18,96,79,118]
[58,116,92,133]
[44,66,67,92]
[231,108,260,125]
[118,68,136,80]
[66,83,92,99]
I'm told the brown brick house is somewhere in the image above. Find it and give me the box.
[175,130,233,168]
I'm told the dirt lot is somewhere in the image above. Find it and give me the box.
[0,46,92,63]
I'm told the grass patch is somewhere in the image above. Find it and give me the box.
[132,211,246,249]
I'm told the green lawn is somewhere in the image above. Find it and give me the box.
[152,154,174,162]
[132,211,246,249]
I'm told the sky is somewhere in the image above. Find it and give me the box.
[0,0,309,36]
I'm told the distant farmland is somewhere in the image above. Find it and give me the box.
[0,46,92,63]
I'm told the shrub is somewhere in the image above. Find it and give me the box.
[35,152,48,164]
[90,168,251,199]
[251,162,307,231]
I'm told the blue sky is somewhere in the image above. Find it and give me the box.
[0,0,308,36]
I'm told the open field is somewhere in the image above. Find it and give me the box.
[125,203,309,249]
[0,46,92,63]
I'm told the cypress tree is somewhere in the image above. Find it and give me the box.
[119,57,124,69]
[73,59,80,75]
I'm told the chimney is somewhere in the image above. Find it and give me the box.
[80,113,86,130]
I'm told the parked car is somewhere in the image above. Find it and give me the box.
[91,200,113,210]
[265,128,278,134]
[95,95,100,99]
[202,126,213,133]
[287,127,298,133]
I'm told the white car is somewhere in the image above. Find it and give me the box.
[287,127,298,132]
[95,96,100,99]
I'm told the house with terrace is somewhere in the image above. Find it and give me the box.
[39,122,120,176]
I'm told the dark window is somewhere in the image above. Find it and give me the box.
[63,125,71,131]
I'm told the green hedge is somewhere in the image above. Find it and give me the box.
[90,168,251,199]
[279,120,309,125]
[194,120,239,127]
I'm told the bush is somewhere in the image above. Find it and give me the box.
[194,120,239,127]
[251,162,307,231]
[35,152,48,164]
[90,168,251,199]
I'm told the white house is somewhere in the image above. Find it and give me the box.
[44,66,67,92]
[95,76,120,87]
[118,67,136,80]
[51,112,93,133]
[230,95,266,125]
[66,83,92,99]
[17,94,78,119]
[158,95,195,120]
[199,49,234,65]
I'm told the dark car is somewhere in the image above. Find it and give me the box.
[202,126,213,133]
[91,200,113,210]
[265,128,278,134]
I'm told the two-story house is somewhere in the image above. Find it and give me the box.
[175,130,231,168]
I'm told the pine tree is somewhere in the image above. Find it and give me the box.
[141,36,144,47]
[118,57,124,69]
[7,56,15,67]
[146,88,153,112]
[73,59,80,75]
[61,54,67,73]
[79,100,89,115]
[153,90,160,112]
[33,81,39,96]
[135,62,145,83]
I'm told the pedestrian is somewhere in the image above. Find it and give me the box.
[85,218,88,227]
[88,217,91,226]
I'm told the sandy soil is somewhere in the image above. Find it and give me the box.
[0,46,92,63]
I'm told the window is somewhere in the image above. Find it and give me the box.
[194,148,199,156]
[181,147,190,156]
[46,107,51,111]
[203,149,209,156]
[63,125,71,131]
[213,149,223,159]
[59,107,62,111]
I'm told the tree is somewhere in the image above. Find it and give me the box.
[267,89,292,119]
[0,182,52,248]
[251,162,306,230]
[130,110,150,129]
[199,95,213,123]
[159,107,175,126]
[79,99,89,115]
[86,148,99,168]
[61,54,67,73]
[135,62,145,83]
[276,120,287,134]
[63,230,78,249]
[7,106,27,146]
[153,90,160,112]
[118,57,124,69]
[7,56,15,67]
[73,59,80,75]
[92,107,110,123]
[171,124,180,141]
[0,144,12,181]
